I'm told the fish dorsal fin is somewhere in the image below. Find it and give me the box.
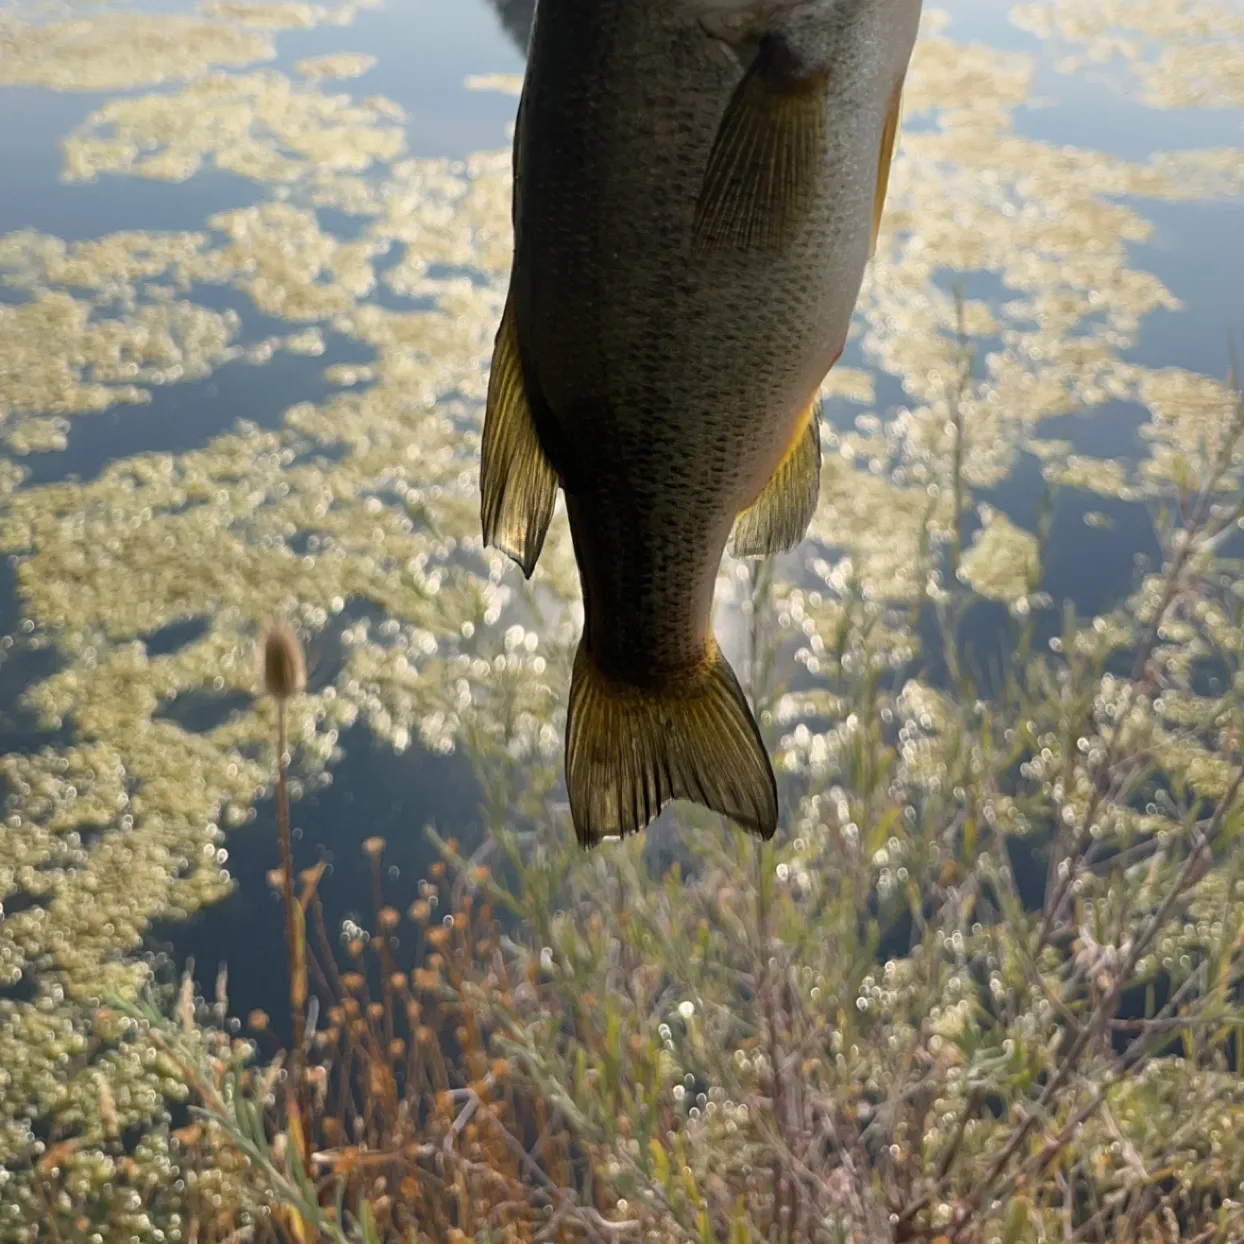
[870,76,906,259]
[730,396,822,558]
[692,34,829,255]
[480,296,558,578]
[566,639,778,846]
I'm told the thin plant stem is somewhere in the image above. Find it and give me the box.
[275,698,308,1156]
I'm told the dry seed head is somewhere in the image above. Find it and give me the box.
[260,622,306,701]
[362,836,386,859]
[341,972,365,993]
[377,906,400,931]
[367,1001,384,1022]
[247,1009,269,1032]
[388,1038,406,1059]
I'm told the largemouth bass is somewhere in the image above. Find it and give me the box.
[481,0,923,845]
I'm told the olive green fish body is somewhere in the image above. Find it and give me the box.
[482,0,923,844]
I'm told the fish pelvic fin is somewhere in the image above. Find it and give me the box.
[566,639,779,847]
[480,294,558,579]
[730,395,822,558]
[692,33,829,256]
[871,74,906,259]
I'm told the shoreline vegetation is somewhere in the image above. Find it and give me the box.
[1,0,1243,1240]
[85,361,1244,1242]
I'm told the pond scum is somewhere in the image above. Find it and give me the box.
[1,0,1244,1239]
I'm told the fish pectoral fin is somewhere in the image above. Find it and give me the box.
[730,397,822,558]
[870,75,906,259]
[480,295,558,579]
[692,33,829,255]
[566,640,778,847]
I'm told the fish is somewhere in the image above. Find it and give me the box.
[480,0,923,846]
[482,0,536,52]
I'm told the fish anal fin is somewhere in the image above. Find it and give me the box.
[730,397,822,558]
[871,75,906,259]
[692,34,829,256]
[566,640,778,846]
[480,295,558,579]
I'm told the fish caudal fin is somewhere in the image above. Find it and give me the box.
[480,296,558,578]
[692,33,828,255]
[871,75,906,259]
[566,639,779,847]
[730,396,822,557]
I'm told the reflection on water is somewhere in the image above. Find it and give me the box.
[0,0,1241,1228]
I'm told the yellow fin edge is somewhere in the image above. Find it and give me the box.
[730,396,822,558]
[871,76,906,258]
[565,639,778,846]
[480,296,558,578]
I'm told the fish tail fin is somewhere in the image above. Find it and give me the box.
[565,638,778,847]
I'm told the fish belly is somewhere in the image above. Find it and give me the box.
[514,0,911,670]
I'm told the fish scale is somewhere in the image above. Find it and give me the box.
[481,0,923,845]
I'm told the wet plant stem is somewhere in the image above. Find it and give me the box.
[275,700,307,1154]
[755,843,791,1243]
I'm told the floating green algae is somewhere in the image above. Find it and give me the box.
[1011,0,1244,109]
[202,0,378,31]
[0,0,1242,1234]
[294,51,376,80]
[62,70,406,185]
[959,507,1041,608]
[0,12,275,90]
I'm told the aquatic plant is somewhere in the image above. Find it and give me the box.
[410,371,1244,1243]
[99,360,1244,1243]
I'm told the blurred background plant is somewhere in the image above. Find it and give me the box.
[44,350,1244,1244]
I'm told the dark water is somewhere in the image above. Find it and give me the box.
[0,0,1241,1035]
